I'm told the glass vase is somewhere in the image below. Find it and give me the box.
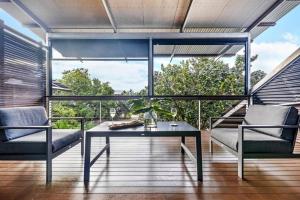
[143,110,157,128]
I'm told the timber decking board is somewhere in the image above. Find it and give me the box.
[0,132,300,200]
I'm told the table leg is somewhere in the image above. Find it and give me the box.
[106,136,110,156]
[84,134,91,185]
[196,133,203,181]
[181,136,185,154]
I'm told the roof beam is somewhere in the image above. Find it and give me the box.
[48,32,249,40]
[180,0,194,33]
[218,0,284,58]
[10,0,49,32]
[257,22,276,27]
[101,0,117,33]
[245,0,284,32]
[23,23,40,28]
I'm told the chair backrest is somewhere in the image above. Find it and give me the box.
[243,105,299,141]
[0,106,48,141]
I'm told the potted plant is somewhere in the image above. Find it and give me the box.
[129,98,172,128]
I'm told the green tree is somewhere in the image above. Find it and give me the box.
[154,56,266,129]
[53,68,115,128]
[251,70,266,85]
[52,56,266,130]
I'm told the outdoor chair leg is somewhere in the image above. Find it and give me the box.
[209,138,213,154]
[106,136,110,156]
[46,157,52,183]
[181,136,185,154]
[238,155,244,179]
[238,126,244,179]
[46,128,52,183]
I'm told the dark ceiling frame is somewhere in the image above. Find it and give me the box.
[47,35,250,101]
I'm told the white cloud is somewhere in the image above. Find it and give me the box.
[283,32,299,44]
[251,38,299,73]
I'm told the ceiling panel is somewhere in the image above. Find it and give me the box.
[0,0,299,56]
[20,0,111,28]
[154,44,237,56]
[184,0,277,28]
[108,0,191,28]
[250,0,300,39]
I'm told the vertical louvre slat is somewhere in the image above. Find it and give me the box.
[0,26,46,108]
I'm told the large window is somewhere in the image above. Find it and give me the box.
[52,60,148,96]
[152,41,247,97]
[49,36,250,99]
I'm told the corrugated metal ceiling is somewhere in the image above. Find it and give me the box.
[0,0,299,56]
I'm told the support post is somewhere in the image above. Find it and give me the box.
[148,38,153,96]
[244,36,251,103]
[47,37,53,97]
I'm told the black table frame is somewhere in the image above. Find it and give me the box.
[83,121,202,185]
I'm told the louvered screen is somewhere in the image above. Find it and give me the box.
[0,28,46,108]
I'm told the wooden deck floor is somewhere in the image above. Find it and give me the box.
[1,132,300,200]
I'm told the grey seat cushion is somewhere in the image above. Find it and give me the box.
[0,129,81,154]
[211,128,293,153]
[0,106,48,141]
[243,105,298,141]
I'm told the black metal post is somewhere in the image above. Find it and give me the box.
[244,37,251,103]
[148,38,153,96]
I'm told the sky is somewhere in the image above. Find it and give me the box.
[0,4,300,91]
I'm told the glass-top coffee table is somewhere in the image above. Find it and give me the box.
[83,121,202,185]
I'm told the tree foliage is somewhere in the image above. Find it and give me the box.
[154,55,266,128]
[52,55,266,129]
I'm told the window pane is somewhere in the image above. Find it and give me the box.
[52,60,148,96]
[153,44,246,96]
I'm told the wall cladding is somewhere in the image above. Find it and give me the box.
[253,55,300,105]
[0,27,46,108]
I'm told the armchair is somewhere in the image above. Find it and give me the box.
[210,105,300,179]
[0,106,85,183]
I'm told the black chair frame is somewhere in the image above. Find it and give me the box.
[0,117,85,183]
[209,117,300,179]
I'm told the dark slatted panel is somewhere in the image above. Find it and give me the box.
[0,29,46,108]
[253,56,300,105]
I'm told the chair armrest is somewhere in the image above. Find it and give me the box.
[240,125,299,129]
[0,125,51,130]
[237,124,300,155]
[49,117,85,120]
[0,126,52,151]
[210,117,244,130]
